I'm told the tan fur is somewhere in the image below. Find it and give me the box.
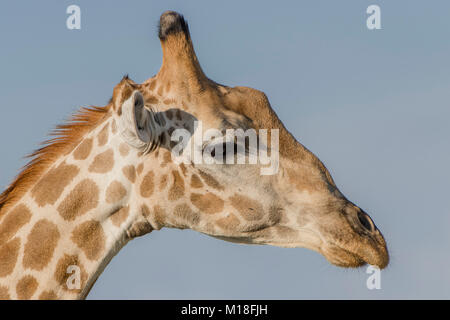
[110,207,130,227]
[31,162,79,207]
[97,123,110,147]
[197,171,224,191]
[168,170,185,200]
[0,204,31,244]
[16,275,38,300]
[23,219,60,271]
[140,171,155,198]
[173,204,199,227]
[190,192,224,214]
[229,194,264,221]
[0,238,20,277]
[54,254,87,293]
[71,220,106,261]
[58,179,100,221]
[88,149,114,173]
[190,174,203,188]
[0,105,109,214]
[105,181,127,203]
[73,138,93,160]
[38,290,58,300]
[216,214,240,231]
[0,285,10,300]
[119,143,130,157]
[122,165,136,183]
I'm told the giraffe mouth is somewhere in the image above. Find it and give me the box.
[321,240,389,269]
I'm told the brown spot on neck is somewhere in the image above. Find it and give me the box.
[198,170,224,191]
[54,254,88,293]
[216,214,240,231]
[73,138,94,160]
[89,149,114,173]
[190,192,224,214]
[0,237,20,277]
[173,203,199,227]
[146,204,166,230]
[122,165,136,183]
[38,290,58,300]
[168,170,185,200]
[160,150,172,168]
[159,174,168,190]
[190,174,203,188]
[97,123,110,147]
[58,179,100,221]
[16,275,38,300]
[0,286,10,300]
[110,206,130,227]
[71,220,106,261]
[0,204,32,244]
[229,194,264,221]
[111,119,118,134]
[23,219,60,271]
[31,162,79,207]
[140,171,155,198]
[106,181,127,204]
[119,143,130,157]
[179,163,187,176]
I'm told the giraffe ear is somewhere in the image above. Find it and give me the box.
[118,90,158,151]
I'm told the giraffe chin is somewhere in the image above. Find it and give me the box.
[321,244,388,269]
[322,247,367,269]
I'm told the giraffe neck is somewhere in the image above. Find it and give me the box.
[0,115,152,299]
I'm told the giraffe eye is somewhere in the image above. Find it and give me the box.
[221,142,239,156]
[207,142,239,159]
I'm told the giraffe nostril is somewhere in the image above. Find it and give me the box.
[357,211,373,232]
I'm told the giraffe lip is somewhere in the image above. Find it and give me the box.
[321,244,368,268]
[329,249,366,268]
[322,241,389,269]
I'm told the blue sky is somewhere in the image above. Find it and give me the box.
[1,0,450,298]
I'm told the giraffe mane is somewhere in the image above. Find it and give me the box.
[0,104,111,215]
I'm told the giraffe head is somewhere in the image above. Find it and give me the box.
[110,11,389,269]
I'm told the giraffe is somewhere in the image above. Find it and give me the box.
[0,11,388,300]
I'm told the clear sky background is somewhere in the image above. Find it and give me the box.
[1,0,449,299]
